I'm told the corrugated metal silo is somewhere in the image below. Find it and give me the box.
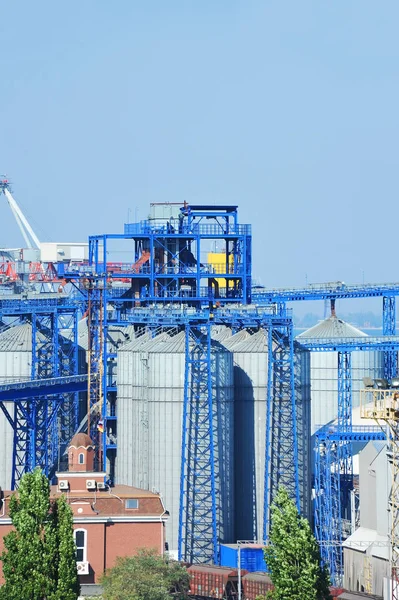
[0,323,33,489]
[223,329,311,539]
[224,329,268,541]
[117,330,234,557]
[297,315,384,434]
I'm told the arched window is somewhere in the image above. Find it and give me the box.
[78,453,85,465]
[74,529,87,562]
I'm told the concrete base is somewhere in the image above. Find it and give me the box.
[79,583,103,597]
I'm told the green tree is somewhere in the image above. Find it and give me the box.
[0,468,80,600]
[48,495,80,600]
[101,547,189,600]
[264,487,332,600]
[0,468,53,600]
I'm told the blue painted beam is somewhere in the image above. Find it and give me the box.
[253,282,399,303]
[315,425,385,442]
[0,375,87,401]
[296,336,399,352]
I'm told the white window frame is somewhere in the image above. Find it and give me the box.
[125,498,139,509]
[74,528,87,563]
[78,453,85,465]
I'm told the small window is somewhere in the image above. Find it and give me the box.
[74,529,87,562]
[78,453,85,465]
[125,499,139,509]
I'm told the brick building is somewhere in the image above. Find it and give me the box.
[0,433,169,584]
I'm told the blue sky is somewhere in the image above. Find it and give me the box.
[0,1,398,293]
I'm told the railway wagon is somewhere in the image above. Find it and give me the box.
[188,565,246,600]
[241,572,273,600]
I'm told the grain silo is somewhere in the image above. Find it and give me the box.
[223,329,311,541]
[297,313,384,434]
[224,329,267,542]
[0,323,33,489]
[117,330,234,558]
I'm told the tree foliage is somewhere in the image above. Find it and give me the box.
[48,494,80,600]
[0,468,80,600]
[264,487,332,600]
[101,548,189,600]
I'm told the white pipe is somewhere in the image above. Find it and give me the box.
[4,189,41,249]
[8,201,31,248]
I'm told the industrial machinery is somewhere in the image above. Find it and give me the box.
[57,203,300,563]
[4,181,399,573]
[361,380,399,599]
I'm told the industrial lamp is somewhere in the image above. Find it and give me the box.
[362,377,374,388]
[391,377,399,389]
[374,378,389,389]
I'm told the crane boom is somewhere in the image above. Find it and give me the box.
[3,187,41,249]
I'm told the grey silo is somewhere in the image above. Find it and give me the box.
[221,329,311,540]
[223,329,268,541]
[297,315,384,434]
[117,330,235,557]
[0,323,34,489]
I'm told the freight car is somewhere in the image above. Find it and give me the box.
[187,565,354,600]
[188,565,246,600]
[241,572,273,600]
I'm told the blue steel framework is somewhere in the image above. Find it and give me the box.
[178,323,217,564]
[59,205,300,564]
[298,336,399,584]
[263,320,300,540]
[0,298,80,487]
[313,424,386,581]
[254,285,399,583]
[58,205,252,476]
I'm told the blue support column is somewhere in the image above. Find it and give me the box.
[178,323,218,564]
[314,351,352,585]
[314,435,342,584]
[263,320,299,540]
[383,296,397,380]
[8,305,79,488]
[87,284,106,469]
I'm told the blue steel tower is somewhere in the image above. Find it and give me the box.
[0,297,83,488]
[59,202,299,563]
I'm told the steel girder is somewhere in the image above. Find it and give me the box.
[179,323,218,564]
[0,305,79,488]
[87,284,107,471]
[263,321,299,540]
[313,351,353,585]
[383,296,397,380]
[313,426,386,586]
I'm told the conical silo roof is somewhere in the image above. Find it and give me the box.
[63,319,136,351]
[297,315,368,339]
[231,329,268,352]
[118,331,152,352]
[212,326,233,342]
[141,332,171,352]
[222,330,251,350]
[148,331,185,353]
[0,322,47,352]
[106,325,135,350]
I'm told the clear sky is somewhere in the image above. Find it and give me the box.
[0,1,398,291]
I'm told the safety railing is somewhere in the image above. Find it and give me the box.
[124,221,251,236]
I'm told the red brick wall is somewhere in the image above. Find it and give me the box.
[0,525,14,584]
[104,522,163,571]
[75,523,105,584]
[0,520,164,585]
